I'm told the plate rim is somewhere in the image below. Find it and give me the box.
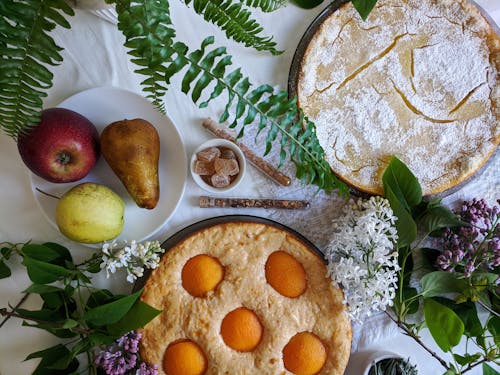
[31,86,187,246]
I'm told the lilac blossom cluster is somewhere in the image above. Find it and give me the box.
[95,331,158,375]
[436,198,499,278]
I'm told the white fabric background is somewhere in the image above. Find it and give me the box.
[0,1,499,374]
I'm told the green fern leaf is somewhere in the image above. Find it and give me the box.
[117,0,348,194]
[0,0,74,139]
[172,37,347,194]
[242,0,286,12]
[184,0,282,55]
[114,0,176,112]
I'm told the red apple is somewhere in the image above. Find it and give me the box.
[17,108,100,183]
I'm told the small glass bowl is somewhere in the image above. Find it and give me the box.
[190,139,246,193]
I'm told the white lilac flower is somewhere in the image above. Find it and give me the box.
[100,240,165,283]
[325,196,400,323]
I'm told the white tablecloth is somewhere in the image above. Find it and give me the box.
[0,1,499,374]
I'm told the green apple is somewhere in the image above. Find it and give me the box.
[55,182,125,243]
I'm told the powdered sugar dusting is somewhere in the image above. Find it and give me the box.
[298,0,500,195]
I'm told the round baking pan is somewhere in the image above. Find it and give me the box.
[133,215,324,292]
[287,0,499,200]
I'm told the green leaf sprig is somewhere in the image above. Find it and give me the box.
[0,0,74,139]
[381,156,499,375]
[0,242,161,375]
[182,0,282,55]
[115,0,348,194]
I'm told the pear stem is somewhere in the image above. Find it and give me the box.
[35,187,60,200]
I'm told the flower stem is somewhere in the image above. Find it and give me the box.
[384,311,450,370]
[0,293,30,329]
[478,299,500,318]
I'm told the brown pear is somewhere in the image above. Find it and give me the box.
[100,118,160,209]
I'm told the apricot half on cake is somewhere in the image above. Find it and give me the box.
[163,339,207,375]
[220,307,263,352]
[181,254,224,297]
[265,250,307,298]
[282,332,327,375]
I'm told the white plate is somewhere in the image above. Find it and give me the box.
[30,87,187,246]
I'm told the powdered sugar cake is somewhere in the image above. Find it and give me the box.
[297,0,500,196]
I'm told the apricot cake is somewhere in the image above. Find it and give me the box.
[297,0,500,195]
[139,221,351,375]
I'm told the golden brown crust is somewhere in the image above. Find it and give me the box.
[297,0,500,196]
[139,221,352,375]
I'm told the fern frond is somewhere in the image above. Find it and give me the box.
[117,0,348,193]
[187,38,346,193]
[184,0,282,55]
[114,0,176,112]
[0,0,74,139]
[242,0,286,12]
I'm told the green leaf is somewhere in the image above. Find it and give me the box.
[85,289,116,310]
[424,298,464,352]
[40,292,66,310]
[402,286,419,315]
[22,244,61,262]
[420,271,468,297]
[487,316,500,348]
[61,319,78,329]
[244,0,286,12]
[483,363,500,375]
[42,242,72,263]
[291,0,324,9]
[15,308,59,321]
[22,256,72,284]
[385,185,417,247]
[107,300,162,337]
[417,206,465,235]
[84,289,142,326]
[25,343,78,374]
[351,0,378,21]
[89,333,115,347]
[420,247,441,273]
[382,156,422,211]
[0,0,74,138]
[22,321,77,339]
[184,0,282,55]
[453,353,481,366]
[0,260,11,278]
[432,297,483,339]
[23,284,64,294]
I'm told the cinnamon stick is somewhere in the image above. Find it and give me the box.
[202,118,292,186]
[199,196,309,209]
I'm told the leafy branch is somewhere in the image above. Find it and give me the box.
[0,241,161,374]
[183,0,282,55]
[243,0,286,12]
[0,0,74,139]
[116,0,348,193]
[382,157,500,374]
[0,0,377,193]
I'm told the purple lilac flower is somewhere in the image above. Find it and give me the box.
[136,362,159,375]
[95,331,158,375]
[436,198,499,277]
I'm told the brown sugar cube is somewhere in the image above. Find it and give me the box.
[194,160,215,175]
[219,147,236,159]
[211,174,231,188]
[196,147,221,162]
[214,158,239,176]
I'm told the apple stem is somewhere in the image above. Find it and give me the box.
[35,187,61,200]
